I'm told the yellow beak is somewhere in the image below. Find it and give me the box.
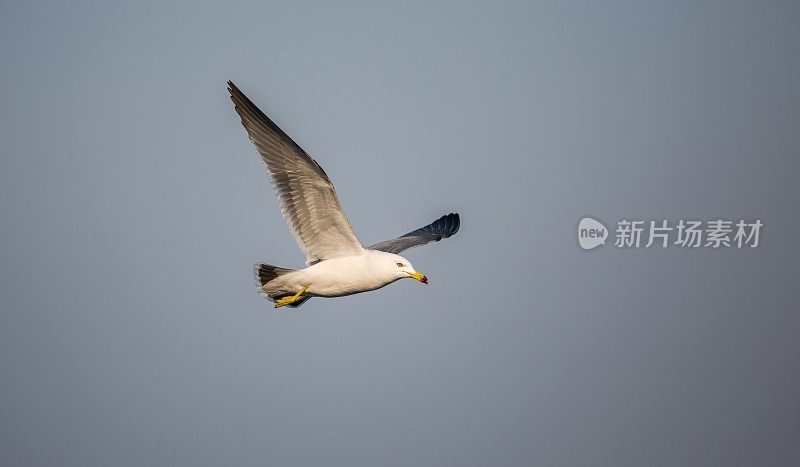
[406,271,428,284]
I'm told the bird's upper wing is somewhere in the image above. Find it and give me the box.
[368,213,460,254]
[228,81,363,264]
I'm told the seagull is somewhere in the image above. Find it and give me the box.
[228,81,460,308]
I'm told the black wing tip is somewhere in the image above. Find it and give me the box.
[226,81,313,160]
[227,80,247,104]
[398,212,461,240]
[227,81,255,110]
[440,212,460,237]
[422,212,460,241]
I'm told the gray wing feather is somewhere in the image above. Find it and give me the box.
[369,213,460,254]
[229,81,363,264]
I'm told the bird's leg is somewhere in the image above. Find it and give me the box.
[274,285,309,308]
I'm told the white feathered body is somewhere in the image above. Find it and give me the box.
[266,250,404,298]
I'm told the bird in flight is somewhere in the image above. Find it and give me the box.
[228,81,460,308]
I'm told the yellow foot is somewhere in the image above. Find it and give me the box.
[274,286,309,308]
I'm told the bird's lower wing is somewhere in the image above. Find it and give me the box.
[368,213,460,254]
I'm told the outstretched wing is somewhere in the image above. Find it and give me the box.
[229,81,364,264]
[368,213,460,254]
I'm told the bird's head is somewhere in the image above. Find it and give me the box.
[376,252,428,284]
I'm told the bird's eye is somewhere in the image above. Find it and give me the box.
[396,262,404,267]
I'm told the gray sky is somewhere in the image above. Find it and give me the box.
[1,1,799,466]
